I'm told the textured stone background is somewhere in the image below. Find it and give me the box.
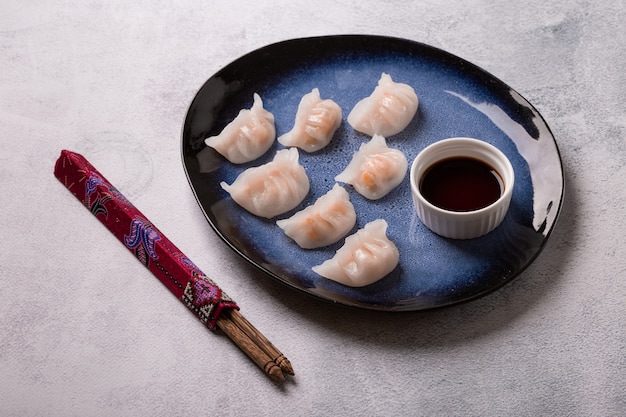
[1,1,624,416]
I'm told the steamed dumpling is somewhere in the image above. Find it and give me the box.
[220,148,309,218]
[335,134,408,200]
[205,93,276,164]
[276,184,356,249]
[347,73,418,137]
[312,219,399,287]
[278,88,342,152]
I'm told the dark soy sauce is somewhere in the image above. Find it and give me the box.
[420,157,503,212]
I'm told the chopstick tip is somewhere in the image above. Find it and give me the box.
[266,363,286,382]
[276,355,295,376]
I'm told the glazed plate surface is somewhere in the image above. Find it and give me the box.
[181,35,564,311]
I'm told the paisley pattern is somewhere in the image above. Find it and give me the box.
[89,195,111,218]
[85,172,105,197]
[54,150,238,330]
[124,217,160,261]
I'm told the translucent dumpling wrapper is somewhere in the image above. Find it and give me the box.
[312,219,399,287]
[335,134,408,200]
[276,184,356,249]
[205,93,276,164]
[278,88,342,152]
[347,73,418,137]
[220,148,309,218]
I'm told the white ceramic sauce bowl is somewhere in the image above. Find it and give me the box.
[410,137,515,239]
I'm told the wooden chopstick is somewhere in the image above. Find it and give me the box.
[221,308,295,376]
[216,311,287,382]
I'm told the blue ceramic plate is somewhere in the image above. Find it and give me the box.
[181,35,564,311]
